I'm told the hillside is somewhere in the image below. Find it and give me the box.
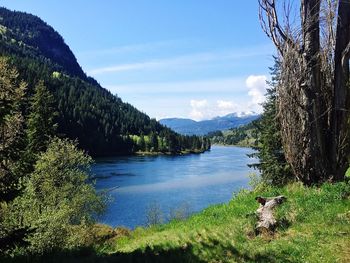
[160,113,260,136]
[0,7,210,156]
[208,119,261,147]
[0,7,86,80]
[19,181,350,262]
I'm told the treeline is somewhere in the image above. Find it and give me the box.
[130,134,210,154]
[207,121,260,147]
[0,7,210,156]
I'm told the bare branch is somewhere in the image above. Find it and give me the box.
[258,0,299,54]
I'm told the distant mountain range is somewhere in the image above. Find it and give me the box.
[160,113,260,135]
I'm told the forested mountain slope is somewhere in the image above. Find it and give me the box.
[0,7,210,156]
[207,119,260,147]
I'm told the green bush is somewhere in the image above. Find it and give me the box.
[6,138,105,255]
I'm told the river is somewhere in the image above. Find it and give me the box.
[92,145,257,229]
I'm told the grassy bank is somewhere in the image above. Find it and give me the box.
[7,181,350,262]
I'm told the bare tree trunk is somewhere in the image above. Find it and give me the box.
[332,0,350,181]
[299,0,330,184]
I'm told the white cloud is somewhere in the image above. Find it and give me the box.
[88,61,160,75]
[217,100,237,110]
[189,99,241,121]
[245,75,268,112]
[87,44,273,75]
[190,99,208,108]
[189,99,208,120]
[105,77,247,95]
[186,75,269,121]
[78,40,180,57]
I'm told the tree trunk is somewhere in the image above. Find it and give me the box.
[259,0,350,184]
[299,0,329,184]
[255,195,286,234]
[331,0,350,181]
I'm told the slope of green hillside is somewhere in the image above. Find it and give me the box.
[0,7,210,156]
[208,119,260,147]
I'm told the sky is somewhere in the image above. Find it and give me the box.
[2,1,276,120]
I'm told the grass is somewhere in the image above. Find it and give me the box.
[7,181,350,262]
[89,181,350,262]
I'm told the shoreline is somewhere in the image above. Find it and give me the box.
[134,148,209,156]
[211,143,253,148]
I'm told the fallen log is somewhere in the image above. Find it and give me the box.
[255,195,286,234]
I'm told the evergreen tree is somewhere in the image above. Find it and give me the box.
[26,80,57,156]
[0,57,27,254]
[250,58,293,185]
[0,57,27,202]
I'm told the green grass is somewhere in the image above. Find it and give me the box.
[92,182,350,262]
[8,182,349,262]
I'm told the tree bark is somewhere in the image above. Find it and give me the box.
[299,0,329,184]
[332,0,350,181]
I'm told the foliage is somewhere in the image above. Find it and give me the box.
[0,56,27,202]
[346,167,350,178]
[4,138,105,255]
[250,59,293,186]
[168,202,192,222]
[145,202,164,227]
[0,56,27,257]
[26,80,57,157]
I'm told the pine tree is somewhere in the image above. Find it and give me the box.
[0,57,27,202]
[26,80,57,156]
[0,57,27,254]
[251,58,293,185]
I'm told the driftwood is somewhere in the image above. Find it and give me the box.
[255,195,286,234]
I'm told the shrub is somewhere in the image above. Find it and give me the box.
[6,138,105,255]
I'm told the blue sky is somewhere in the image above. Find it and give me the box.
[2,1,275,120]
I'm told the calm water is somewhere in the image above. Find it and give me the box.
[92,145,257,228]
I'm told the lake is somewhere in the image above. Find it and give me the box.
[92,145,257,229]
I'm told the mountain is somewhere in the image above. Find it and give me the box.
[0,7,210,156]
[0,7,86,80]
[160,113,260,135]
